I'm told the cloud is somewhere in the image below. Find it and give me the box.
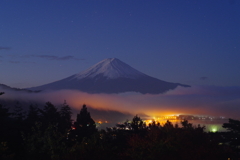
[1,54,81,64]
[34,55,80,61]
[0,47,11,50]
[8,60,21,64]
[21,54,83,61]
[1,85,240,123]
[6,60,35,64]
[166,85,240,96]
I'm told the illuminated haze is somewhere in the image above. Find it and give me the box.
[1,85,240,122]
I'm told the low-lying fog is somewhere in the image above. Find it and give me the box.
[1,85,240,124]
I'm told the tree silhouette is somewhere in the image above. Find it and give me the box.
[0,104,11,140]
[223,118,240,150]
[26,105,39,123]
[24,104,40,134]
[0,104,10,122]
[0,89,8,121]
[131,115,144,131]
[59,100,72,134]
[223,118,240,133]
[0,110,15,160]
[72,104,97,142]
[22,122,68,160]
[181,119,193,129]
[13,101,25,122]
[39,102,60,130]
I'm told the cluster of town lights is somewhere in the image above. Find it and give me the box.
[94,115,225,133]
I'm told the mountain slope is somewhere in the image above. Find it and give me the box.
[0,84,39,93]
[74,58,146,79]
[28,58,190,94]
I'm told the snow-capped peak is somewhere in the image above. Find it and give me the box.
[74,58,146,79]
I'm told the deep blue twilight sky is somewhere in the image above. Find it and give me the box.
[0,0,240,88]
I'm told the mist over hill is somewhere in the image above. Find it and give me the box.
[1,85,240,120]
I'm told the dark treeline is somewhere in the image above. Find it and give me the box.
[0,97,240,159]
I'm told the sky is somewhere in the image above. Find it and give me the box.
[0,0,240,88]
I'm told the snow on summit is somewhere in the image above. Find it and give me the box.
[74,58,146,79]
[28,58,190,94]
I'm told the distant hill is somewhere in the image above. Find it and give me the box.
[0,84,39,93]
[28,58,190,94]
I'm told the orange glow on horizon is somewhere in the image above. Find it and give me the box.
[38,89,228,119]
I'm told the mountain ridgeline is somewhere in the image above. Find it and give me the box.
[28,58,190,94]
[0,83,39,93]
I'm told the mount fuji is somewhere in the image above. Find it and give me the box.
[28,58,190,94]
